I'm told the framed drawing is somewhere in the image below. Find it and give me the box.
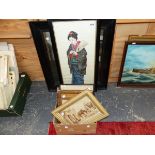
[52,90,109,124]
[29,21,60,91]
[30,20,115,91]
[48,19,115,90]
[48,20,99,89]
[118,41,155,87]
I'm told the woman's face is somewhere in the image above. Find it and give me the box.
[69,37,77,45]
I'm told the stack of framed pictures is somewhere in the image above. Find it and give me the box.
[0,71,16,110]
[0,43,19,84]
[51,85,109,134]
[118,35,155,87]
[52,90,109,125]
[30,19,116,91]
[0,73,32,117]
[0,42,19,110]
[0,42,31,116]
[30,20,116,134]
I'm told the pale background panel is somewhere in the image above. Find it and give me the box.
[53,20,97,84]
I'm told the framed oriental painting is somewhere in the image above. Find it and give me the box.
[48,20,99,89]
[29,20,115,91]
[48,19,115,90]
[118,41,155,87]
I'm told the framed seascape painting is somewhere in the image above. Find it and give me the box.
[118,41,155,87]
[48,19,100,90]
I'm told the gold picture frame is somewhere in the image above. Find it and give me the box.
[52,90,109,124]
[128,35,155,42]
[57,90,83,106]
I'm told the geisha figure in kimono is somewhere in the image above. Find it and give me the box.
[67,31,88,84]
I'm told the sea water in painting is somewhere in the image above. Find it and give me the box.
[121,44,155,84]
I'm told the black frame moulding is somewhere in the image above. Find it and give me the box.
[29,21,60,91]
[97,19,116,89]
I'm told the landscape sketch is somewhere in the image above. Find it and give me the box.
[121,44,155,84]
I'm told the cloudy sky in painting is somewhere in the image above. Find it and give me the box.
[124,45,155,70]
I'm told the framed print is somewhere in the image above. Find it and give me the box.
[118,41,155,87]
[0,85,7,110]
[48,19,116,90]
[0,44,19,85]
[0,55,8,85]
[29,21,60,91]
[30,20,116,91]
[60,84,94,91]
[57,90,82,106]
[48,19,100,90]
[52,90,109,124]
[0,42,9,51]
[57,85,93,106]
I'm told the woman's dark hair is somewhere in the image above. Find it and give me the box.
[68,31,78,40]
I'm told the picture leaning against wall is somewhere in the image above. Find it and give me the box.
[50,20,97,85]
[118,42,155,87]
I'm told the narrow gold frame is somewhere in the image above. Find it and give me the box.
[52,90,109,124]
[128,35,155,42]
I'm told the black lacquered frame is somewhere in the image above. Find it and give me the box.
[29,21,60,91]
[29,20,116,91]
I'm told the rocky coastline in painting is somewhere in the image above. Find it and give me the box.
[121,69,155,84]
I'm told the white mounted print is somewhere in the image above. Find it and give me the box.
[52,20,97,85]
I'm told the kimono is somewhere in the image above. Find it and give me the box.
[67,41,87,84]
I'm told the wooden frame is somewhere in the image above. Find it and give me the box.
[57,84,93,106]
[52,90,109,124]
[60,84,94,91]
[118,41,155,87]
[57,90,83,106]
[128,35,155,42]
[48,19,116,90]
[29,21,60,91]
